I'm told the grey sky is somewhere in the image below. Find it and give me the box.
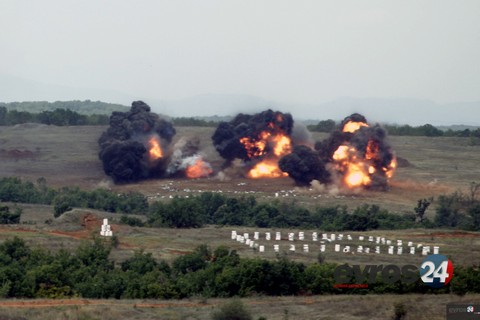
[1,1,480,117]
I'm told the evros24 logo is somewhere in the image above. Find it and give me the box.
[420,254,454,288]
[333,254,454,288]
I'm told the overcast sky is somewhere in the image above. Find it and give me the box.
[1,1,480,109]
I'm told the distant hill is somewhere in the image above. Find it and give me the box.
[310,97,480,126]
[0,74,141,105]
[0,100,129,115]
[2,73,479,125]
[150,95,480,126]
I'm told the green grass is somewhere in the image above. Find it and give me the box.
[1,204,479,267]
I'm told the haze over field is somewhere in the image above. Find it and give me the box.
[1,1,479,124]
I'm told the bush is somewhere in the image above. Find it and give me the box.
[392,302,407,320]
[120,215,144,227]
[211,299,253,320]
[53,196,72,218]
[0,206,21,224]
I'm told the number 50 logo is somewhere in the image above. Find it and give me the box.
[420,254,454,288]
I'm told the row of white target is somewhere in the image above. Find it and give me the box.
[231,231,440,255]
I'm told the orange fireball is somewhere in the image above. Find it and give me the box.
[238,123,293,179]
[185,158,213,179]
[148,136,163,160]
[273,134,292,157]
[342,121,369,133]
[332,139,396,189]
[248,160,288,179]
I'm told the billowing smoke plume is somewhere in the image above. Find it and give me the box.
[166,138,213,179]
[212,109,294,178]
[321,113,396,190]
[278,145,330,186]
[98,101,181,183]
[279,113,396,190]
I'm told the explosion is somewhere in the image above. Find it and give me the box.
[184,157,213,179]
[165,138,213,179]
[98,101,212,183]
[342,120,369,133]
[279,113,396,190]
[327,113,397,190]
[212,109,294,178]
[248,160,287,179]
[241,131,292,178]
[148,136,163,161]
[98,101,176,183]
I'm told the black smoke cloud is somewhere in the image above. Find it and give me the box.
[211,109,294,165]
[316,113,368,160]
[278,145,330,186]
[280,113,396,189]
[98,101,176,183]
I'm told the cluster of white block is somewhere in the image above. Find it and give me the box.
[230,230,441,256]
[100,218,112,237]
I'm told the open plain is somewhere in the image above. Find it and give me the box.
[0,124,479,319]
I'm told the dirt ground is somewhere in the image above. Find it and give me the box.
[0,294,479,320]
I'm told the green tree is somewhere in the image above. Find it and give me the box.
[414,198,432,223]
[0,206,21,224]
[121,250,158,274]
[435,192,465,228]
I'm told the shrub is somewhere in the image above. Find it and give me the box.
[0,206,21,224]
[392,302,407,320]
[211,299,253,320]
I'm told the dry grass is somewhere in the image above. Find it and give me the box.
[1,125,480,318]
[1,125,479,215]
[2,205,479,267]
[0,294,479,320]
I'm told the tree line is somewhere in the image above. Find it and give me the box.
[0,107,110,126]
[0,100,128,115]
[1,177,480,232]
[0,177,148,217]
[308,119,480,138]
[0,237,478,299]
[0,106,220,127]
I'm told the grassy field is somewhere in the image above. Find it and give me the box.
[0,294,479,320]
[1,125,478,216]
[1,124,480,319]
[2,204,479,267]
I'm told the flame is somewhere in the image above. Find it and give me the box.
[333,145,371,188]
[385,157,397,179]
[239,128,293,179]
[248,160,288,178]
[240,131,270,158]
[273,134,292,157]
[148,136,163,160]
[345,163,371,188]
[333,145,352,161]
[185,158,213,179]
[342,121,369,133]
[365,140,380,161]
[332,140,396,189]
